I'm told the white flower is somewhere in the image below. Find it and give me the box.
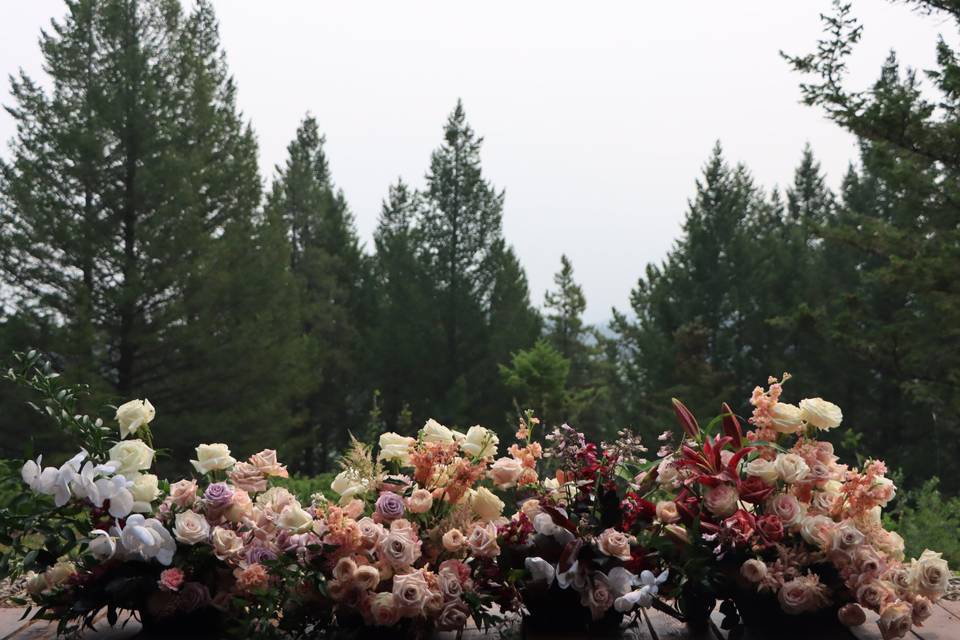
[119,514,175,565]
[277,504,314,533]
[525,557,556,584]
[607,567,639,597]
[71,462,101,505]
[173,510,210,545]
[108,440,155,478]
[741,559,767,583]
[421,419,455,444]
[799,398,843,430]
[533,511,575,546]
[116,399,155,439]
[130,473,160,512]
[469,487,505,521]
[87,530,117,561]
[655,458,681,487]
[769,403,804,434]
[378,432,415,466]
[775,453,810,484]
[460,425,499,459]
[330,469,370,504]
[745,458,779,485]
[190,443,235,474]
[94,475,136,518]
[614,570,668,611]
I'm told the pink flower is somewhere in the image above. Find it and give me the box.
[704,484,739,518]
[168,479,198,508]
[234,563,269,593]
[158,567,184,592]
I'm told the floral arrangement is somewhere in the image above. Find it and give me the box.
[321,419,523,635]
[492,413,674,633]
[651,375,950,640]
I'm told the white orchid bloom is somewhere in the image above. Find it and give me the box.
[614,569,669,612]
[532,511,575,546]
[119,514,175,566]
[71,461,101,505]
[87,530,117,561]
[525,557,556,585]
[607,566,639,597]
[94,475,135,518]
[557,560,587,591]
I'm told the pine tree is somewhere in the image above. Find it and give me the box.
[544,255,587,362]
[265,115,369,472]
[0,0,303,464]
[785,2,960,488]
[420,100,506,420]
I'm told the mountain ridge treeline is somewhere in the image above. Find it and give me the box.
[1,0,958,491]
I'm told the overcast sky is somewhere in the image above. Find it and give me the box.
[0,1,951,322]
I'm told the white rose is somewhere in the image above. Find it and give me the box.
[910,550,950,600]
[190,443,236,474]
[330,469,370,504]
[775,453,810,484]
[211,527,243,560]
[656,458,681,487]
[173,510,210,545]
[745,458,779,484]
[800,515,835,549]
[130,473,160,512]
[460,425,499,459]
[741,559,767,583]
[769,403,803,434]
[378,432,415,466]
[470,487,504,521]
[799,398,843,431]
[116,399,155,439]
[108,440,155,478]
[421,419,455,444]
[277,504,314,533]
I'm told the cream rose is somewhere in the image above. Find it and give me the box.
[421,419,455,444]
[130,473,160,510]
[467,522,500,558]
[460,425,499,459]
[489,457,524,489]
[704,484,739,518]
[799,397,843,430]
[470,487,504,521]
[116,399,155,439]
[406,488,434,514]
[745,458,779,485]
[174,510,210,545]
[442,528,466,552]
[656,500,680,524]
[800,515,835,549]
[211,527,243,560]
[767,493,804,527]
[596,528,633,561]
[190,443,236,474]
[778,576,826,614]
[910,549,950,600]
[769,402,803,434]
[378,432,415,466]
[277,504,313,533]
[877,602,912,640]
[775,453,810,484]
[741,559,767,583]
[368,592,401,626]
[108,439,155,478]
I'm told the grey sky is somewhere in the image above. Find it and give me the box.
[0,1,949,322]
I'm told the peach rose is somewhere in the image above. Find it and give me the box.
[442,528,466,552]
[596,528,633,561]
[838,603,866,627]
[406,488,433,514]
[740,559,767,583]
[489,457,524,489]
[466,522,500,558]
[228,462,267,494]
[248,449,288,477]
[877,602,912,640]
[705,484,739,518]
[368,592,401,626]
[655,500,680,524]
[168,479,198,508]
[234,563,269,592]
[778,575,828,614]
[211,527,243,560]
[767,493,804,527]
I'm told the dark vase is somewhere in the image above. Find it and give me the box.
[729,591,844,639]
[521,583,623,637]
[137,605,225,639]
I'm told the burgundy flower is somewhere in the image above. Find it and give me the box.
[738,476,774,504]
[756,514,784,542]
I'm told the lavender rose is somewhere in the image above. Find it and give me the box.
[376,491,405,521]
[203,482,235,509]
